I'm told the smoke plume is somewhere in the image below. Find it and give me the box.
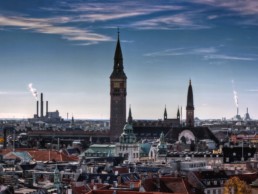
[231,80,239,107]
[233,90,238,107]
[28,83,38,100]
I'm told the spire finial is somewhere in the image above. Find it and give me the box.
[189,79,191,85]
[117,27,120,39]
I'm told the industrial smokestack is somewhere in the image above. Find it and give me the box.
[40,93,43,118]
[36,101,39,118]
[46,101,48,117]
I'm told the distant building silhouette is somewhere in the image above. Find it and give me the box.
[244,107,251,121]
[110,30,127,141]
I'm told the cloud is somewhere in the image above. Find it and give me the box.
[0,2,186,44]
[130,13,210,30]
[204,54,257,61]
[0,15,111,44]
[144,46,257,61]
[41,2,209,30]
[144,47,216,57]
[1,0,257,45]
[42,2,183,24]
[193,0,258,15]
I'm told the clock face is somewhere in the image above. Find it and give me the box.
[114,82,120,88]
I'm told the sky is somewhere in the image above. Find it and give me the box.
[0,0,258,120]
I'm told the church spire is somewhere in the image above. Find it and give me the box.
[164,105,167,120]
[186,79,194,127]
[187,79,194,109]
[128,105,133,124]
[177,106,180,119]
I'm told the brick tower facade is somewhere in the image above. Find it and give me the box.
[110,31,127,141]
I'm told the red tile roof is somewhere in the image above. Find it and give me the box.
[0,148,78,162]
[87,190,172,194]
[28,149,78,162]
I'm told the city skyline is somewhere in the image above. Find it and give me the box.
[0,0,258,120]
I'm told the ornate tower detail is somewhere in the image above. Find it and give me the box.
[186,80,194,127]
[157,132,167,156]
[110,30,127,140]
[164,105,167,120]
[119,124,137,144]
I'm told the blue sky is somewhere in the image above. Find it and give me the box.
[0,0,258,120]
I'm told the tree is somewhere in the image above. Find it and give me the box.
[224,176,251,194]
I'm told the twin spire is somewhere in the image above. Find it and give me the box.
[164,105,180,120]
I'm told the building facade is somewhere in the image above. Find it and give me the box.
[116,123,140,163]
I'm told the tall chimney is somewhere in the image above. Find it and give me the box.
[40,93,43,118]
[46,101,48,117]
[36,101,39,117]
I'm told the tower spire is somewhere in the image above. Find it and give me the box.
[110,28,125,77]
[177,106,180,119]
[117,27,120,39]
[187,79,194,109]
[186,79,194,127]
[164,105,167,120]
[128,105,133,124]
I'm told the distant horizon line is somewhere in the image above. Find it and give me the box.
[0,117,256,121]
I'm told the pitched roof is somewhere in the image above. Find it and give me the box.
[143,177,188,193]
[4,151,32,161]
[0,148,79,162]
[28,149,78,162]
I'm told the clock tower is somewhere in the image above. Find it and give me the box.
[110,30,127,141]
[186,80,194,127]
